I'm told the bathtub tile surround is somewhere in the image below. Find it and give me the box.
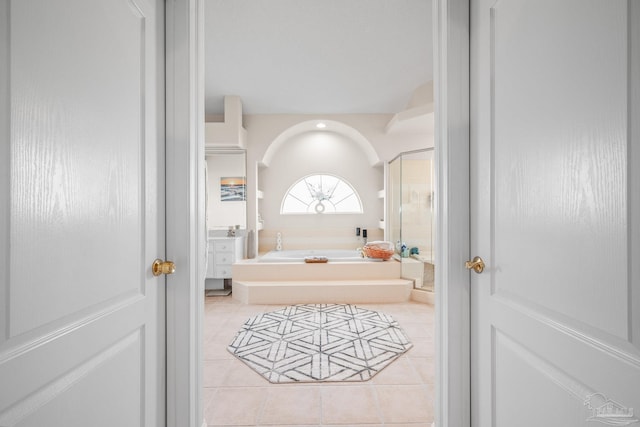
[227,303,413,383]
[258,227,384,253]
[259,249,367,262]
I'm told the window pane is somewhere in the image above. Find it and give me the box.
[281,174,363,214]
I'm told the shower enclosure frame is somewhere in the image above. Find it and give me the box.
[388,147,436,293]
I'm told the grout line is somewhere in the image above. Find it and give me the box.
[254,386,269,427]
[370,378,386,426]
[318,385,324,426]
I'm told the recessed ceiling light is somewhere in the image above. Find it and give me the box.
[316,122,327,129]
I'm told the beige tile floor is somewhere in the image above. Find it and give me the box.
[203,295,435,427]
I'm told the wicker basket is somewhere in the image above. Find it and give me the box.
[362,241,394,260]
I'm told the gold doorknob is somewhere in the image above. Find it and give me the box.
[152,259,176,276]
[465,256,485,274]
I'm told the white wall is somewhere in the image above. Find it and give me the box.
[258,130,383,251]
[206,153,246,230]
[260,131,380,226]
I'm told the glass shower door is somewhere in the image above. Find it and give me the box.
[388,149,435,292]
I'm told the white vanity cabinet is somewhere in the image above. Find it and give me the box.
[206,236,244,290]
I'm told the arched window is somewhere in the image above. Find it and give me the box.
[281,174,363,214]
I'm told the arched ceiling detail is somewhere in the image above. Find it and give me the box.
[261,120,380,167]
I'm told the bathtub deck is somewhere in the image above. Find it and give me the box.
[231,259,412,304]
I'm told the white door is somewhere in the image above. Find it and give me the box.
[0,0,165,426]
[470,1,640,426]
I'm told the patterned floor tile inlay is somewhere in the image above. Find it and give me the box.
[227,303,413,383]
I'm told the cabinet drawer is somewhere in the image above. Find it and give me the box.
[213,240,234,252]
[205,251,215,278]
[214,253,234,265]
[214,267,232,278]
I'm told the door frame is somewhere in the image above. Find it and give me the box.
[164,0,471,426]
[165,0,207,426]
[433,0,471,426]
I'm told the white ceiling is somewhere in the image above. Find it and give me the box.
[204,0,433,116]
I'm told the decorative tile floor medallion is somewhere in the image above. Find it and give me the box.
[227,304,413,383]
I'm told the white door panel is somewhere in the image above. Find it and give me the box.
[0,0,165,425]
[471,0,639,426]
[490,0,628,339]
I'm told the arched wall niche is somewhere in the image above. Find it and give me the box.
[256,120,384,252]
[260,119,380,167]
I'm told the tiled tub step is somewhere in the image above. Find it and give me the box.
[232,259,402,282]
[232,279,413,304]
